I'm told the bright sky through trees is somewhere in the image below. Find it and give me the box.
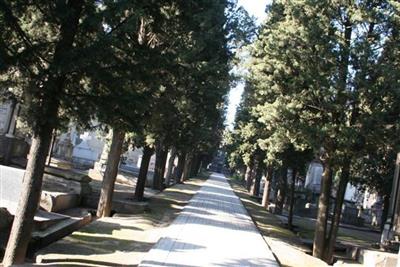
[226,0,270,129]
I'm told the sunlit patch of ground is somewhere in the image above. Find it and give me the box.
[32,173,209,267]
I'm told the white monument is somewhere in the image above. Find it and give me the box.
[305,161,323,192]
[72,132,104,168]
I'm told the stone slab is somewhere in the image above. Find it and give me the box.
[44,166,91,183]
[360,249,398,267]
[40,191,81,213]
[88,168,136,186]
[33,209,70,231]
[42,173,92,196]
[31,209,92,252]
[0,165,86,214]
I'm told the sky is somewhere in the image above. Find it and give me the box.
[225,0,270,129]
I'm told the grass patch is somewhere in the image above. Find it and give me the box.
[229,180,299,242]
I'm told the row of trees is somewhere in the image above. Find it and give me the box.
[0,1,254,265]
[225,0,400,264]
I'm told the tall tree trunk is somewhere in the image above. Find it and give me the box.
[134,146,154,201]
[3,119,55,265]
[245,163,254,192]
[323,161,350,263]
[288,169,297,230]
[197,157,204,174]
[165,147,177,187]
[174,152,186,184]
[381,194,390,232]
[152,144,168,190]
[316,17,352,262]
[251,162,263,197]
[313,164,333,259]
[190,154,200,177]
[275,168,288,215]
[46,130,57,166]
[181,153,193,182]
[96,129,125,217]
[3,1,82,265]
[262,167,273,208]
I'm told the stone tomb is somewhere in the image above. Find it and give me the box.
[0,166,67,251]
[0,165,92,252]
[0,165,84,214]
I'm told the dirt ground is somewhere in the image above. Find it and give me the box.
[30,174,209,267]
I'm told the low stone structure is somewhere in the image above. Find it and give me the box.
[0,165,93,256]
[0,165,92,213]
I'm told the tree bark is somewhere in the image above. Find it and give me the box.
[316,18,352,261]
[96,129,125,217]
[46,129,57,166]
[323,162,350,263]
[198,160,203,174]
[3,120,55,265]
[190,154,200,177]
[262,167,273,208]
[3,1,82,265]
[288,169,297,230]
[381,194,390,232]
[275,168,288,215]
[313,164,333,259]
[181,153,193,182]
[165,147,177,187]
[174,152,186,184]
[251,162,263,197]
[152,144,168,190]
[134,146,154,201]
[245,163,254,192]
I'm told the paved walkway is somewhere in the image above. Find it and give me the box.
[140,173,279,267]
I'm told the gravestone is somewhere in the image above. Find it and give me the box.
[0,165,93,253]
[1,165,90,213]
[0,102,12,135]
[54,133,74,161]
[304,161,323,193]
[72,139,97,168]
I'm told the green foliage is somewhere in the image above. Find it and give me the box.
[0,1,252,159]
[225,0,400,195]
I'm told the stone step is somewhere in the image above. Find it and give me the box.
[33,209,70,231]
[30,209,92,253]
